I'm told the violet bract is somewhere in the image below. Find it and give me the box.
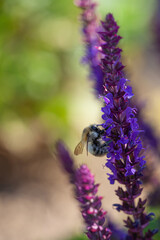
[99,14,157,239]
[75,0,160,161]
[76,164,112,240]
[56,141,112,240]
[75,0,104,96]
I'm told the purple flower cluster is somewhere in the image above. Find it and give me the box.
[99,13,157,239]
[75,0,104,96]
[56,141,112,240]
[76,165,112,240]
[75,0,160,161]
[56,1,159,239]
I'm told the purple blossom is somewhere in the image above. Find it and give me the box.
[75,0,160,160]
[76,165,112,240]
[75,0,104,96]
[56,141,75,183]
[98,13,157,239]
[56,141,112,239]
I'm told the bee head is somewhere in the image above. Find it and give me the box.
[88,125,100,140]
[89,124,99,132]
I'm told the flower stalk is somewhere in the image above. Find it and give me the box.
[75,0,104,96]
[56,141,112,239]
[99,13,157,239]
[75,0,160,161]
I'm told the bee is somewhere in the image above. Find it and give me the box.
[74,124,111,156]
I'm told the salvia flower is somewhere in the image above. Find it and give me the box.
[56,141,112,239]
[76,165,112,240]
[75,0,104,96]
[56,140,75,183]
[75,0,160,163]
[99,13,157,239]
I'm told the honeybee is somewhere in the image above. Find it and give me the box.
[74,124,111,156]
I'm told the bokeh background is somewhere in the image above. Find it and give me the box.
[0,0,160,239]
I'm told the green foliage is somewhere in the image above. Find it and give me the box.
[99,0,155,48]
[145,207,160,240]
[66,234,88,240]
[0,0,79,126]
[0,0,157,139]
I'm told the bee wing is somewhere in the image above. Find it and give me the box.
[74,141,85,155]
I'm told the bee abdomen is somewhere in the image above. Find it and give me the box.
[88,142,109,156]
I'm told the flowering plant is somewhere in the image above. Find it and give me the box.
[57,141,112,240]
[99,13,157,239]
[56,0,159,239]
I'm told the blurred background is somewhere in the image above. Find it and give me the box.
[0,0,160,239]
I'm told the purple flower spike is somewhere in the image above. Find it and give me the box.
[56,141,112,239]
[76,165,112,240]
[75,0,160,160]
[75,0,104,96]
[56,141,75,183]
[99,13,157,239]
